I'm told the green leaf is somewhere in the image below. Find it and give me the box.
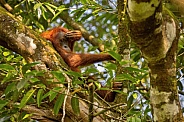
[54,94,65,115]
[94,82,102,89]
[66,71,82,77]
[44,3,55,15]
[0,64,15,71]
[51,71,65,83]
[116,74,137,82]
[33,3,43,10]
[85,67,99,74]
[92,9,100,15]
[104,13,116,24]
[72,79,84,85]
[0,100,8,110]
[51,10,62,21]
[17,78,28,91]
[22,62,40,74]
[22,114,32,120]
[128,116,141,122]
[12,89,19,102]
[2,72,15,83]
[37,89,43,107]
[108,51,121,62]
[75,10,86,21]
[42,91,50,100]
[96,13,106,22]
[132,93,138,99]
[44,3,57,9]
[71,96,80,115]
[25,70,44,77]
[19,89,36,109]
[81,0,90,4]
[119,60,128,66]
[34,20,45,30]
[40,6,47,20]
[7,55,14,61]
[3,51,10,56]
[49,90,58,102]
[81,13,93,22]
[30,77,40,83]
[37,84,46,89]
[51,5,66,21]
[14,0,26,8]
[4,82,16,95]
[131,49,141,62]
[125,67,147,73]
[144,105,151,116]
[105,63,117,70]
[127,95,133,109]
[49,87,62,102]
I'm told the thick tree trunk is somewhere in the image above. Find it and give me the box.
[127,0,183,121]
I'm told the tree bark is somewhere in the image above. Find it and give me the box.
[127,0,183,121]
[170,0,184,16]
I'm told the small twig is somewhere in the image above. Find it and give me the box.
[93,103,126,117]
[122,96,143,118]
[108,0,117,8]
[88,83,94,122]
[61,72,72,122]
[178,90,184,95]
[0,0,13,13]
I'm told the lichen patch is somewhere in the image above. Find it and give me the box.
[16,31,37,55]
[150,87,172,104]
[152,100,179,121]
[127,0,160,21]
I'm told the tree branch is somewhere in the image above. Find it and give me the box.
[0,0,13,13]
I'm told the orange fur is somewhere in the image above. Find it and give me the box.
[41,27,120,102]
[41,27,114,71]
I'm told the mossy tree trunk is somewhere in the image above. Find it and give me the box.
[127,0,183,121]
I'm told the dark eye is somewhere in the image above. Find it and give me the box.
[62,45,71,52]
[64,45,68,48]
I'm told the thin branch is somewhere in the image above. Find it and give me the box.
[178,90,184,95]
[61,72,72,122]
[93,103,126,117]
[88,83,94,122]
[0,0,13,13]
